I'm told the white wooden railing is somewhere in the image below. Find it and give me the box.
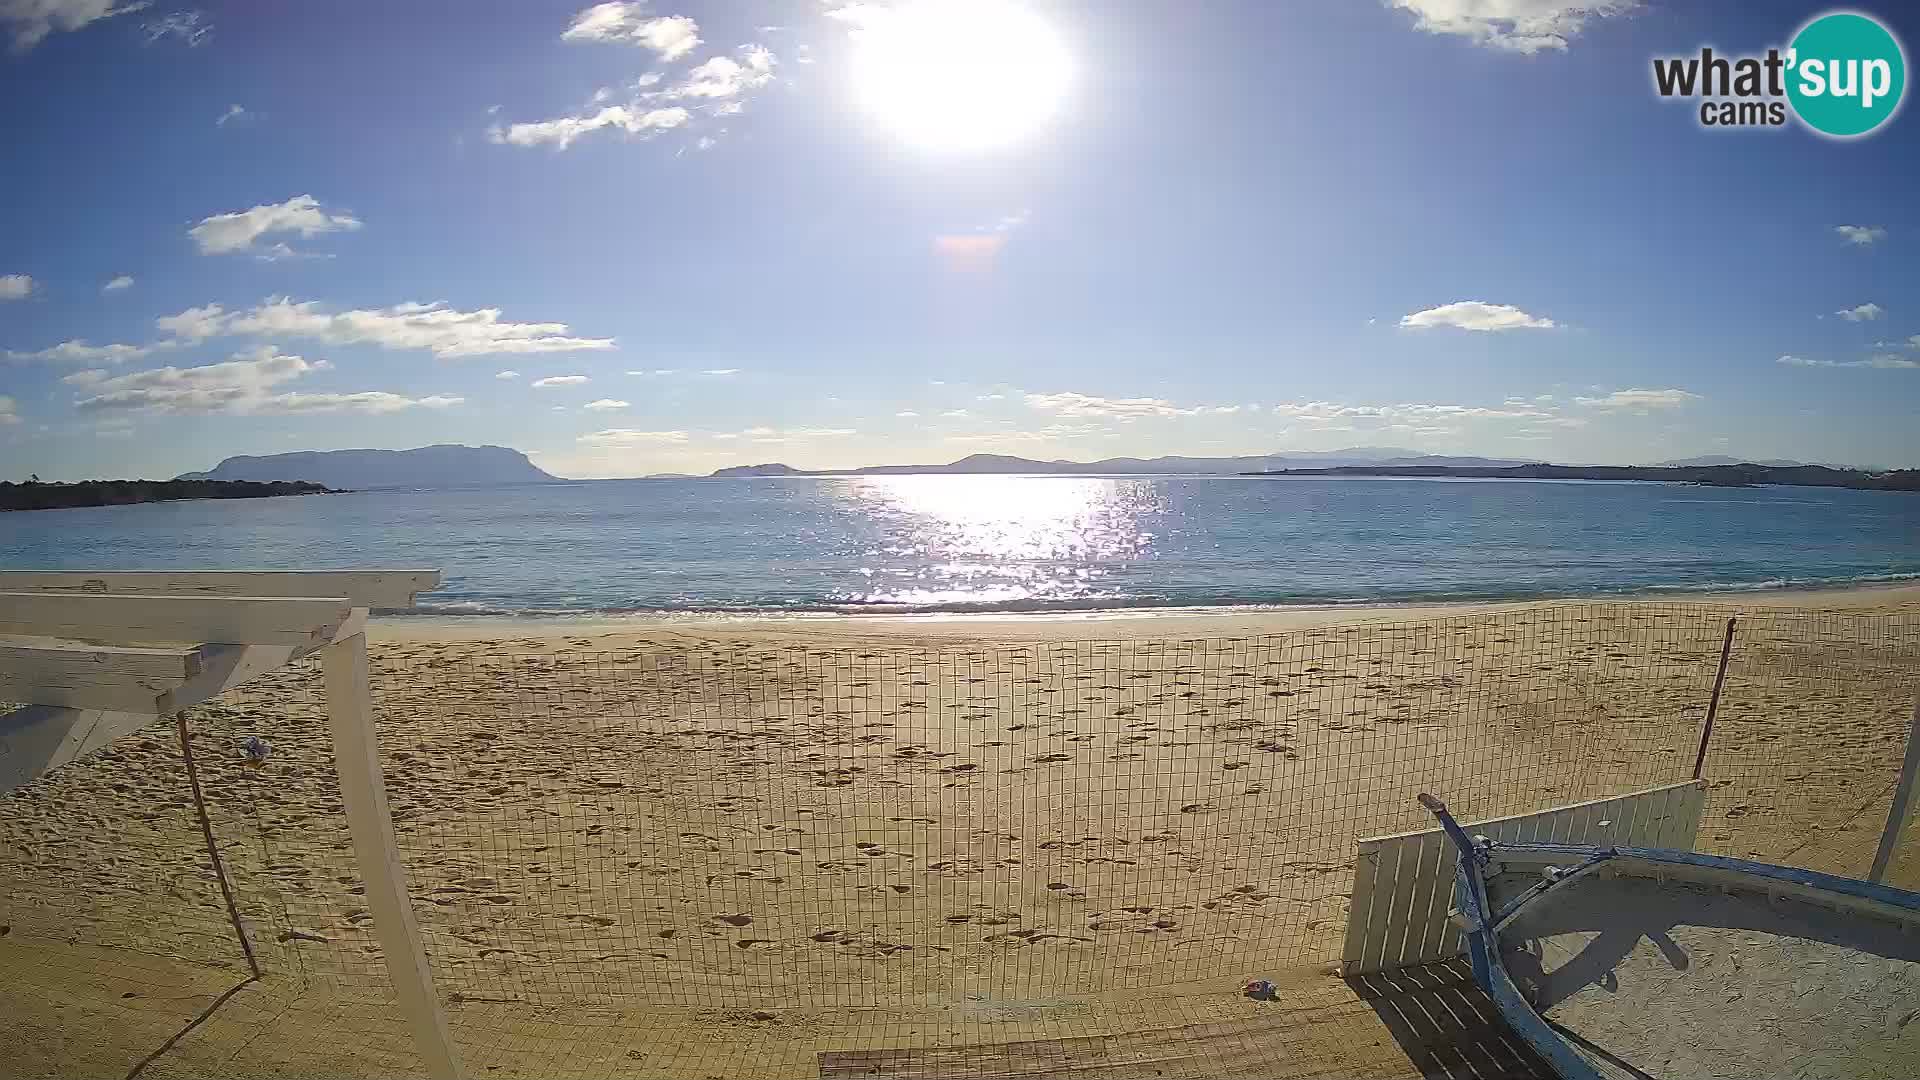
[0,570,463,1080]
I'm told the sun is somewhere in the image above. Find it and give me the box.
[848,0,1073,152]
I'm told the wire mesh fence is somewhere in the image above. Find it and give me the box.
[357,604,1721,1010]
[1,600,1915,1068]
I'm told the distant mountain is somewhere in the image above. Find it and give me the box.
[707,450,1537,478]
[712,463,806,477]
[1376,455,1542,468]
[1650,455,1813,468]
[178,445,560,488]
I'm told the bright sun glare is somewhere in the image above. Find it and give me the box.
[849,0,1072,152]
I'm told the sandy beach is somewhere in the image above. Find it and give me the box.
[3,585,1917,1077]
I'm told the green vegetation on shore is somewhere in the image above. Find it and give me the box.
[1244,462,1920,491]
[1,478,338,512]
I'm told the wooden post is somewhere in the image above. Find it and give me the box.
[321,629,464,1080]
[1870,698,1920,884]
[1692,616,1739,781]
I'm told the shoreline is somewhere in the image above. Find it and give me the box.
[371,580,1920,643]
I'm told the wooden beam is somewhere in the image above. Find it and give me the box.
[0,704,161,795]
[0,593,353,647]
[0,668,182,714]
[0,640,207,680]
[0,570,441,610]
[322,632,464,1080]
[0,611,365,715]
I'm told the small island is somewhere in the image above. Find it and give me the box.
[1,478,339,512]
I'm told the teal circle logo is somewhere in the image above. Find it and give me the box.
[1787,12,1906,137]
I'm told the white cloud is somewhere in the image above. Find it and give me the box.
[578,428,690,445]
[1400,301,1557,332]
[740,426,856,441]
[562,2,701,61]
[654,45,776,100]
[490,105,691,150]
[2,0,146,52]
[0,273,35,300]
[0,395,16,424]
[1778,354,1918,370]
[262,391,462,414]
[822,3,887,30]
[533,375,590,387]
[939,409,971,418]
[215,103,246,127]
[154,297,616,358]
[701,368,739,375]
[944,422,1101,446]
[629,368,680,376]
[189,195,362,256]
[6,339,157,364]
[1387,1,1637,54]
[1572,388,1701,410]
[69,347,466,416]
[153,303,224,340]
[497,38,774,153]
[1025,391,1229,419]
[1835,225,1887,246]
[142,9,206,46]
[496,370,520,380]
[102,274,134,293]
[584,398,630,410]
[1835,302,1884,322]
[1271,400,1560,423]
[895,410,920,418]
[72,347,319,391]
[62,347,457,416]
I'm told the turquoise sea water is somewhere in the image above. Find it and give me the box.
[1,476,1915,616]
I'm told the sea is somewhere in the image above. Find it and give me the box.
[3,475,1916,617]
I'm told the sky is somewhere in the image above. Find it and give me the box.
[2,0,1916,481]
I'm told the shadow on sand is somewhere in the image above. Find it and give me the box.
[1346,959,1556,1080]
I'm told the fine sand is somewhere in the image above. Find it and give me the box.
[2,585,1917,1078]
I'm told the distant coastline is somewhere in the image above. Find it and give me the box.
[0,479,337,512]
[1243,462,1920,492]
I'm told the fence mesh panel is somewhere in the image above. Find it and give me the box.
[1,600,1915,1076]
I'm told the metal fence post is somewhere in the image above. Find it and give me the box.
[1691,616,1739,781]
[1869,697,1920,884]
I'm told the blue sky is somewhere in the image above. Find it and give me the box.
[2,0,1915,480]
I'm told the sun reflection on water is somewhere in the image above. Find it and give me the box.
[830,475,1165,608]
